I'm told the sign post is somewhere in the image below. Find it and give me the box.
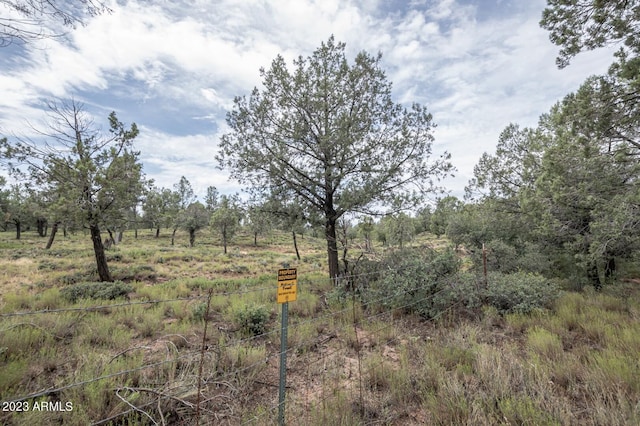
[277,268,297,425]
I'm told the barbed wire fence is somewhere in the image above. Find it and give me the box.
[0,254,468,425]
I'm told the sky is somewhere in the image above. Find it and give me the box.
[0,0,620,203]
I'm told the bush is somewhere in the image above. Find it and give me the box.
[60,281,133,303]
[485,271,560,315]
[59,269,99,285]
[38,260,60,271]
[361,247,461,318]
[234,304,270,336]
[191,302,209,322]
[113,264,158,282]
[428,273,484,320]
[359,248,560,320]
[468,239,518,273]
[515,242,553,275]
[468,240,553,276]
[106,253,123,262]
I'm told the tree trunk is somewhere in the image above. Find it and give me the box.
[604,257,616,279]
[292,231,301,260]
[37,218,47,237]
[189,228,195,247]
[254,232,258,246]
[223,225,227,254]
[588,262,601,291]
[341,235,349,287]
[133,208,138,239]
[14,220,21,240]
[90,224,113,282]
[106,228,117,246]
[341,234,348,273]
[45,222,60,249]
[325,218,339,285]
[155,227,160,238]
[171,227,177,246]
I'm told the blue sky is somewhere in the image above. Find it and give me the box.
[0,0,618,201]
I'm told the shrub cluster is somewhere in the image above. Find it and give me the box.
[234,304,270,336]
[356,248,462,317]
[468,240,553,276]
[485,271,560,315]
[356,248,560,319]
[60,281,133,303]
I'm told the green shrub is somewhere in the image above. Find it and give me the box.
[60,281,133,303]
[469,240,553,276]
[59,269,98,285]
[515,242,553,275]
[191,302,209,322]
[483,239,518,273]
[234,304,270,336]
[428,273,484,320]
[486,272,560,315]
[113,264,157,281]
[38,260,60,270]
[361,247,461,318]
[359,249,560,319]
[105,253,123,262]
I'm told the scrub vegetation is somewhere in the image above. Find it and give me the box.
[1,1,640,424]
[0,229,638,425]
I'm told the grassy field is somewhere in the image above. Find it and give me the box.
[0,228,639,425]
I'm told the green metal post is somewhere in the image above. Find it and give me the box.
[278,301,289,425]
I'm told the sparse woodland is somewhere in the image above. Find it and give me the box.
[1,0,640,424]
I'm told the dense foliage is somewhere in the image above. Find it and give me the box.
[453,0,640,289]
[350,248,560,319]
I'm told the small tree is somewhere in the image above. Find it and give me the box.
[430,196,462,238]
[253,195,310,259]
[414,206,432,235]
[143,185,179,238]
[246,204,272,246]
[276,199,308,261]
[170,176,196,245]
[177,202,209,247]
[357,216,375,252]
[210,195,242,254]
[204,185,219,212]
[43,190,74,249]
[0,176,8,230]
[386,212,415,249]
[337,216,358,273]
[376,216,389,247]
[0,100,143,281]
[4,183,31,239]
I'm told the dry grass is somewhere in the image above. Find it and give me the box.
[1,229,639,425]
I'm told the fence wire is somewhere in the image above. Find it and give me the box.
[1,253,469,425]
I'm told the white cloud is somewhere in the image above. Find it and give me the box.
[0,0,622,201]
[135,127,240,197]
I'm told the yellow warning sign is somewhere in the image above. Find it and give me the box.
[277,268,297,303]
